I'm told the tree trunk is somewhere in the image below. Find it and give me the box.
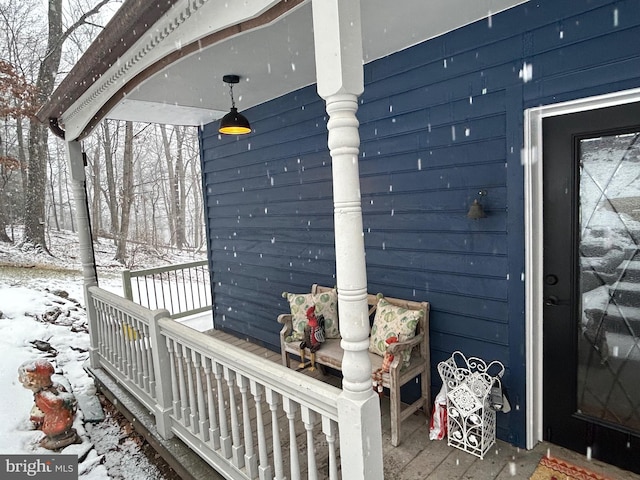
[175,126,186,249]
[159,125,177,245]
[22,0,64,252]
[22,0,113,251]
[0,164,12,243]
[64,164,75,232]
[115,122,134,263]
[90,145,102,239]
[101,121,119,243]
[16,119,27,213]
[189,143,203,249]
[47,153,60,231]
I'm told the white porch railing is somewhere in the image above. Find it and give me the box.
[87,286,342,480]
[122,260,211,319]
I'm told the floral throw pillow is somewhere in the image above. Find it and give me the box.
[369,297,421,367]
[313,289,340,339]
[285,293,314,342]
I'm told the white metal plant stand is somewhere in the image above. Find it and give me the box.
[438,351,505,459]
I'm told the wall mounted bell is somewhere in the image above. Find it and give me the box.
[467,199,486,219]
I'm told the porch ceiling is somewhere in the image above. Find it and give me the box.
[40,0,527,139]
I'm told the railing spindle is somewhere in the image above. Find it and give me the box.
[266,388,284,480]
[175,340,190,425]
[105,303,115,364]
[166,337,181,420]
[192,350,208,441]
[251,381,271,480]
[134,276,142,305]
[224,367,245,469]
[144,275,152,310]
[139,323,150,392]
[116,309,127,374]
[302,407,318,480]
[204,358,220,450]
[94,301,105,358]
[134,319,144,387]
[181,268,187,312]
[168,271,176,313]
[322,417,339,480]
[214,362,232,458]
[283,397,301,480]
[183,345,198,433]
[238,375,257,478]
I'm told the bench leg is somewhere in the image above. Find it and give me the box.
[281,348,290,368]
[390,383,401,447]
[422,372,431,419]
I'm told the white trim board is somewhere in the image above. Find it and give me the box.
[524,87,640,449]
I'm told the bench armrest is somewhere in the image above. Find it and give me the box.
[277,313,294,339]
[386,332,424,356]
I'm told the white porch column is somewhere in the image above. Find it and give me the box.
[311,2,383,479]
[66,139,100,367]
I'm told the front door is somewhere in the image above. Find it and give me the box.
[543,101,640,473]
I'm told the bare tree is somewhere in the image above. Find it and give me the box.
[100,120,119,241]
[114,121,133,263]
[0,59,36,241]
[22,0,113,252]
[88,140,102,239]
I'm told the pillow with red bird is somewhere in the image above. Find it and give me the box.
[369,297,421,367]
[284,292,314,342]
[284,289,340,341]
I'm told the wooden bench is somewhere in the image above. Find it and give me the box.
[278,284,431,446]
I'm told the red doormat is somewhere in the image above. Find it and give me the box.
[529,455,613,480]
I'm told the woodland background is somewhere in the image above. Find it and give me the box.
[0,0,205,265]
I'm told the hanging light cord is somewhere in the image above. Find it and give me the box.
[227,83,237,109]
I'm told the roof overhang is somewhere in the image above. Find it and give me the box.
[39,0,528,141]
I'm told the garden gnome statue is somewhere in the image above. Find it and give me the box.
[18,359,80,449]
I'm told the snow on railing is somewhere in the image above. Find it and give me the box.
[87,286,342,480]
[122,260,211,319]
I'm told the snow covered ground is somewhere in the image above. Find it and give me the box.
[0,230,206,479]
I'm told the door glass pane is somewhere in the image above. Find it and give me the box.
[579,132,640,433]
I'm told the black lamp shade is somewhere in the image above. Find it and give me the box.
[219,107,251,135]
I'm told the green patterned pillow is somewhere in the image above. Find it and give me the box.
[369,297,421,366]
[285,293,315,341]
[313,289,340,339]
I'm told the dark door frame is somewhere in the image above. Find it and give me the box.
[523,88,640,450]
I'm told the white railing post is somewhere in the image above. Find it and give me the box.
[148,310,174,439]
[311,0,384,478]
[122,269,133,301]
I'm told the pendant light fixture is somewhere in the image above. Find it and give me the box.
[218,74,251,135]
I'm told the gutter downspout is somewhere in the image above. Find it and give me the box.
[50,118,101,368]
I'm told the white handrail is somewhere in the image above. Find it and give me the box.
[86,285,343,480]
[159,318,341,420]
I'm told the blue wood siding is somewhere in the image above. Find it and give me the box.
[200,0,640,446]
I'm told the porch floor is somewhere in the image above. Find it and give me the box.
[210,329,640,480]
